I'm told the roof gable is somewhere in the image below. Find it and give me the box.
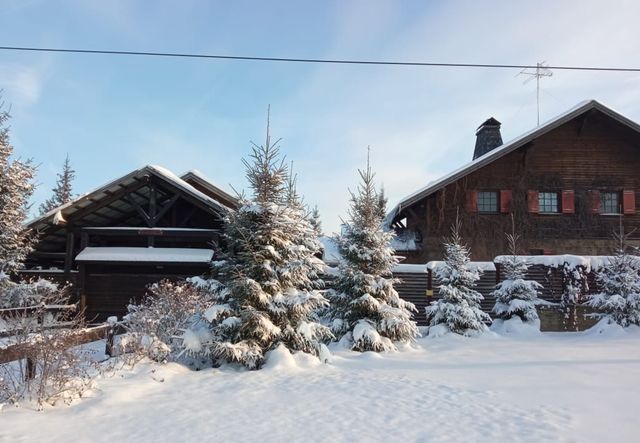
[386,100,640,225]
[180,170,239,209]
[28,165,230,232]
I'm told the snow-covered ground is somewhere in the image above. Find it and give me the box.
[2,326,640,443]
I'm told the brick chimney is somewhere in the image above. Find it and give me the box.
[473,117,503,160]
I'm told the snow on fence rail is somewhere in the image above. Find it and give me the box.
[324,255,611,328]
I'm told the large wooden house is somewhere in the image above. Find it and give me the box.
[386,100,640,263]
[23,165,237,322]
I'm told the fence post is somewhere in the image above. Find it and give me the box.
[105,316,118,357]
[25,356,36,381]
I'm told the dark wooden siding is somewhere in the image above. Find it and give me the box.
[82,263,209,323]
[400,110,640,262]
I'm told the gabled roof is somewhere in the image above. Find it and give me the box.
[180,169,239,210]
[28,165,231,232]
[386,100,640,225]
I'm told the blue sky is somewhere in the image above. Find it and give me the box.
[1,0,640,232]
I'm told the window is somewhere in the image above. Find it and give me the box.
[538,192,559,213]
[477,191,499,213]
[601,191,620,214]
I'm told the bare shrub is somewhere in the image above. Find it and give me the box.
[122,278,213,364]
[0,281,98,409]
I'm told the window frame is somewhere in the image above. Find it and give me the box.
[600,190,621,215]
[477,190,500,214]
[538,191,560,214]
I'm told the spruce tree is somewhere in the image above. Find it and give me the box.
[309,205,322,237]
[0,101,36,276]
[326,154,419,352]
[39,154,75,215]
[491,226,541,325]
[191,117,331,369]
[425,216,491,335]
[587,225,640,327]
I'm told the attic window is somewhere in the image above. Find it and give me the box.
[477,191,498,213]
[538,192,559,213]
[601,191,620,214]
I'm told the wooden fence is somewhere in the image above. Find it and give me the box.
[324,261,601,330]
[0,304,118,380]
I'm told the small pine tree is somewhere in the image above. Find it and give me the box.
[491,225,541,325]
[309,205,322,237]
[425,215,491,335]
[587,225,640,327]
[39,154,75,215]
[191,115,332,369]
[0,101,36,276]
[326,153,419,352]
[561,263,588,331]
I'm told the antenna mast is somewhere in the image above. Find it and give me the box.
[518,62,553,125]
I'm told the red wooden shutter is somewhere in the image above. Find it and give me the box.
[527,190,539,213]
[587,190,601,214]
[500,190,512,213]
[466,190,478,212]
[623,190,636,214]
[561,190,575,214]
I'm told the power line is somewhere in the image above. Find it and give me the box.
[1,45,640,72]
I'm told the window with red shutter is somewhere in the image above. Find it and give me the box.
[500,190,512,213]
[466,190,478,212]
[561,190,575,214]
[527,190,539,213]
[623,190,636,215]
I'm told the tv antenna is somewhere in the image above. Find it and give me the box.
[518,61,553,125]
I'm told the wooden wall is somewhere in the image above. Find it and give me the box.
[400,110,640,262]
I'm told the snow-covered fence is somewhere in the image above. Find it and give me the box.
[0,323,111,369]
[0,304,77,338]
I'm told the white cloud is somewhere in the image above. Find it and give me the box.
[0,63,46,108]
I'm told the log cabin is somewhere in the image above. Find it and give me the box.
[386,100,640,263]
[22,165,237,322]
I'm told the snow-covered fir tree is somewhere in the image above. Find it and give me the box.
[561,263,588,331]
[587,226,640,327]
[0,101,36,276]
[491,228,541,325]
[187,118,332,369]
[309,205,322,237]
[39,154,75,215]
[425,216,491,335]
[325,154,418,352]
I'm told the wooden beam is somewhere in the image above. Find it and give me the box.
[153,194,180,225]
[178,206,197,227]
[64,229,75,273]
[126,195,152,227]
[68,179,148,223]
[149,186,157,225]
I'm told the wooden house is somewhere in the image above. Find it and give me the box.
[386,100,640,262]
[23,165,237,322]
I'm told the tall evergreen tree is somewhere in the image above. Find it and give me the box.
[587,225,640,327]
[39,154,75,215]
[491,222,541,325]
[188,116,331,369]
[425,216,491,335]
[0,101,36,276]
[326,154,419,352]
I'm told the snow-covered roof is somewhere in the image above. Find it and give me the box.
[27,165,232,231]
[386,100,640,226]
[75,247,214,263]
[319,236,342,266]
[180,169,239,209]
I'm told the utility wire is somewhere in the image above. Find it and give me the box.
[1,45,640,72]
